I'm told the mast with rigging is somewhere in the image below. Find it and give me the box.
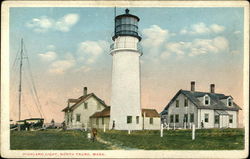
[18,38,24,121]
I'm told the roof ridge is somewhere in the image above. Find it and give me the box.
[181,89,226,95]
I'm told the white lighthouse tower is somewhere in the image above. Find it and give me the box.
[109,9,142,130]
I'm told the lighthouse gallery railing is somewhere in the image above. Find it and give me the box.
[110,42,143,54]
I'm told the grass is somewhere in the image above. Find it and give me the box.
[10,128,244,150]
[98,128,244,150]
[10,129,110,150]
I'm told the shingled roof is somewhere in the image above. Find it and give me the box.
[90,108,160,118]
[90,107,111,118]
[161,89,241,115]
[62,93,108,112]
[142,109,160,117]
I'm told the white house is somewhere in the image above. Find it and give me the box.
[62,87,161,130]
[62,87,109,129]
[90,107,161,130]
[161,82,241,129]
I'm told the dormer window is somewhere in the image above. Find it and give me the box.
[204,95,210,106]
[227,97,233,106]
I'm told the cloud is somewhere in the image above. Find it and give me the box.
[191,22,211,34]
[48,58,75,74]
[180,23,225,35]
[26,13,79,33]
[158,36,229,58]
[189,36,229,56]
[26,16,54,32]
[141,25,172,61]
[166,42,191,56]
[210,24,225,33]
[55,14,79,32]
[142,25,169,48]
[77,40,109,64]
[38,51,57,61]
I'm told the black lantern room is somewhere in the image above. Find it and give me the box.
[112,9,141,41]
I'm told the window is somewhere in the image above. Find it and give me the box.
[67,114,70,123]
[175,114,179,123]
[205,114,209,123]
[96,118,99,125]
[84,102,88,109]
[127,116,132,124]
[97,104,101,110]
[229,115,233,123]
[150,118,153,124]
[170,115,174,123]
[176,100,179,107]
[136,116,139,124]
[228,98,233,106]
[204,95,210,105]
[184,98,188,107]
[76,114,81,122]
[184,114,188,122]
[102,117,104,125]
[190,113,194,123]
[70,113,73,122]
[214,115,219,124]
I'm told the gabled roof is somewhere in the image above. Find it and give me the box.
[62,93,108,112]
[68,98,80,103]
[142,109,160,117]
[161,89,241,115]
[90,108,160,118]
[90,107,111,118]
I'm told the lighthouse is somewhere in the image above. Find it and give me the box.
[109,9,143,130]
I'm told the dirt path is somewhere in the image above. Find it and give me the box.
[96,136,140,150]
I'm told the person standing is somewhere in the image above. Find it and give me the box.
[112,120,115,129]
[92,128,97,142]
[201,120,204,129]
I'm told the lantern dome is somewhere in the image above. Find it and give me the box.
[112,9,141,41]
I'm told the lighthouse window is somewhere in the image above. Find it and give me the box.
[127,116,132,124]
[125,17,130,23]
[121,18,126,23]
[116,19,121,26]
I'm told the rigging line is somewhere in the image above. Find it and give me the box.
[26,59,46,119]
[21,93,32,117]
[11,43,21,71]
[23,43,46,120]
[23,69,43,118]
[22,57,44,119]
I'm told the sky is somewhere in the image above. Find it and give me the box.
[9,7,244,125]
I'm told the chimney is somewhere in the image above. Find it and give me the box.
[210,84,215,93]
[84,87,87,96]
[191,81,195,91]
